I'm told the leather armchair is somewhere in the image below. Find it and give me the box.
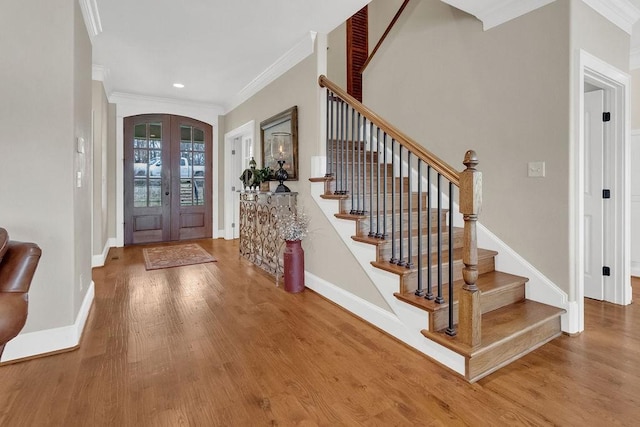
[0,228,41,359]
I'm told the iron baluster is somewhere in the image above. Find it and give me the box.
[415,159,424,296]
[435,173,444,304]
[397,145,405,266]
[426,165,433,300]
[406,151,413,268]
[446,181,456,336]
[390,139,398,264]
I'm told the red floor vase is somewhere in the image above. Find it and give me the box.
[283,240,305,293]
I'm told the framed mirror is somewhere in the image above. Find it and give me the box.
[260,106,298,181]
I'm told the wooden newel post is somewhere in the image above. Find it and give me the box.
[458,150,482,348]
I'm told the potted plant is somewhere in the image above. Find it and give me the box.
[275,208,309,293]
[254,166,272,192]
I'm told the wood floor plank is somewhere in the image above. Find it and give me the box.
[0,239,638,425]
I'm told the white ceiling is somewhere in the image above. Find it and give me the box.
[91,0,640,111]
[91,0,370,109]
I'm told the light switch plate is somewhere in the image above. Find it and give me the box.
[76,137,85,154]
[528,161,545,178]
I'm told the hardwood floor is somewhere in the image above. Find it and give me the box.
[0,239,638,425]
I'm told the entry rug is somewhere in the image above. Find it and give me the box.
[143,243,217,270]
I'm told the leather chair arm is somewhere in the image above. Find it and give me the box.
[0,241,42,293]
[0,293,28,344]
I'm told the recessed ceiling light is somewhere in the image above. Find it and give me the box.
[173,83,185,88]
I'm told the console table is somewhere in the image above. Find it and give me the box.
[239,192,297,279]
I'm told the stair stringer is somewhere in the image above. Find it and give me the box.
[310,181,466,376]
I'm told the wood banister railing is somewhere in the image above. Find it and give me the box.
[360,0,412,74]
[319,75,459,186]
[319,74,482,345]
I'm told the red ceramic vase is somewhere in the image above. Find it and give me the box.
[283,240,305,293]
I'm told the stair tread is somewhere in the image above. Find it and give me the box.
[320,194,349,200]
[393,270,528,312]
[309,177,331,183]
[423,300,565,357]
[372,247,498,276]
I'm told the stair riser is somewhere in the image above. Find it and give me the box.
[398,256,495,295]
[376,229,464,258]
[328,176,406,195]
[356,210,449,235]
[467,316,562,382]
[340,193,428,214]
[430,284,525,331]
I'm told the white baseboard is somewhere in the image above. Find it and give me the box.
[631,262,640,277]
[562,300,580,333]
[92,237,116,268]
[2,281,95,363]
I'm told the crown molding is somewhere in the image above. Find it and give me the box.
[92,64,113,98]
[442,0,640,33]
[441,0,556,31]
[225,31,317,113]
[581,0,640,34]
[78,0,103,39]
[92,64,108,82]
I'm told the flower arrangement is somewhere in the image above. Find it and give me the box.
[275,208,309,241]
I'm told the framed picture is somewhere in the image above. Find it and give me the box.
[260,106,298,181]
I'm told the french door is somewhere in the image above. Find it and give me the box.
[124,114,212,245]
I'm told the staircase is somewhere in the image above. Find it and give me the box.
[311,75,565,382]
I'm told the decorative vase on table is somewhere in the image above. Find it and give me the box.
[283,240,305,293]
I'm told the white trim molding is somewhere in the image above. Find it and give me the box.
[441,0,556,31]
[572,49,632,333]
[2,281,95,363]
[581,0,640,35]
[92,237,116,268]
[441,0,640,33]
[225,31,318,113]
[78,0,103,38]
[92,64,108,82]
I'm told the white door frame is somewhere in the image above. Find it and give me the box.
[572,50,631,333]
[223,121,255,240]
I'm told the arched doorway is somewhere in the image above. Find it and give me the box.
[123,114,213,245]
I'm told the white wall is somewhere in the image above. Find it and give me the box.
[0,0,92,344]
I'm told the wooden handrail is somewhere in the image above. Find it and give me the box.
[319,74,460,186]
[360,0,411,74]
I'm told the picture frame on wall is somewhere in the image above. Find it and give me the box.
[260,106,298,181]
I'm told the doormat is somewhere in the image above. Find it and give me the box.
[143,243,217,270]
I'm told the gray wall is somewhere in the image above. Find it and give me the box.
[327,22,347,88]
[0,0,92,332]
[223,49,391,310]
[631,68,640,130]
[92,82,109,257]
[363,0,573,293]
[107,103,117,238]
